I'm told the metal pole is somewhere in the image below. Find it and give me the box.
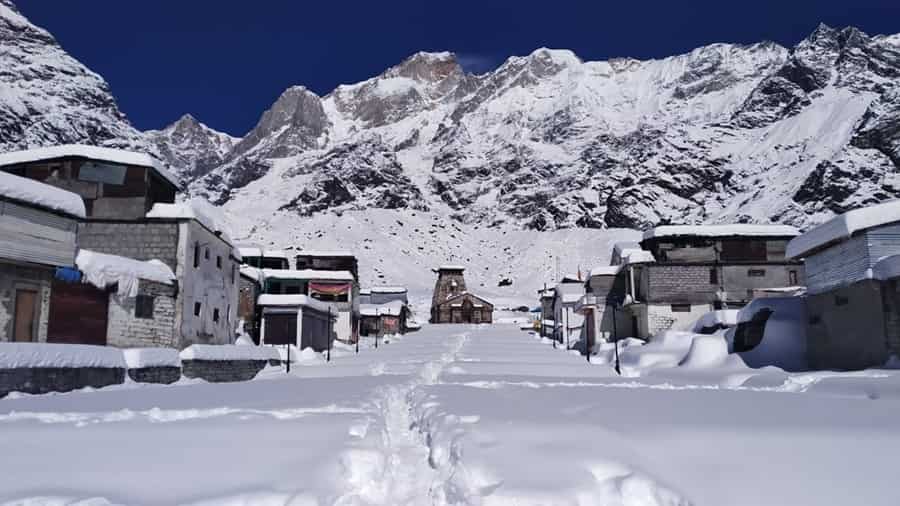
[286,344,290,374]
[375,315,380,349]
[327,307,332,363]
[355,319,359,354]
[612,304,621,375]
[565,307,570,350]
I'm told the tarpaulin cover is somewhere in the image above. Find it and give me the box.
[309,282,350,295]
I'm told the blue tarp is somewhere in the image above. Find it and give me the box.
[54,266,82,283]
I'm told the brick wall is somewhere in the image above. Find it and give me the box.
[77,221,180,271]
[107,280,177,348]
[646,265,718,303]
[181,359,267,382]
[127,366,180,384]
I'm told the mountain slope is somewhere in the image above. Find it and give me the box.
[145,114,238,180]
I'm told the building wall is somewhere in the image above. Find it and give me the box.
[806,280,889,370]
[804,234,871,295]
[431,269,467,320]
[106,280,177,348]
[644,265,718,304]
[628,302,712,339]
[177,221,240,347]
[0,199,78,268]
[238,275,259,339]
[720,264,802,304]
[77,221,180,270]
[0,262,52,342]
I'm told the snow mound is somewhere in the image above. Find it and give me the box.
[0,343,125,369]
[734,297,808,371]
[679,336,729,368]
[123,348,181,368]
[0,170,85,218]
[180,345,279,362]
[76,249,175,297]
[691,310,740,333]
[644,224,800,241]
[787,199,900,259]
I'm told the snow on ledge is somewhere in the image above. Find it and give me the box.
[589,265,621,277]
[787,200,900,259]
[0,171,85,218]
[360,300,405,316]
[260,269,355,281]
[179,344,279,362]
[146,198,237,253]
[76,249,175,298]
[370,286,407,294]
[0,343,126,369]
[123,348,181,368]
[257,294,332,312]
[295,250,355,258]
[643,224,800,241]
[0,144,180,188]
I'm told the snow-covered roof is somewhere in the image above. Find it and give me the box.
[239,265,262,282]
[0,170,85,218]
[786,200,900,259]
[360,300,405,317]
[76,249,175,298]
[590,265,622,277]
[873,254,900,281]
[370,286,407,294]
[620,249,656,265]
[260,269,355,282]
[643,224,800,241]
[180,344,279,362]
[612,241,641,255]
[437,265,465,271]
[264,250,289,260]
[237,247,262,258]
[295,250,355,258]
[256,294,331,312]
[0,144,180,188]
[146,198,237,252]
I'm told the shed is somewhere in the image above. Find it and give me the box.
[258,294,336,352]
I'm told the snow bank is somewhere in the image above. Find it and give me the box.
[732,296,808,371]
[0,343,125,369]
[787,199,900,259]
[147,198,236,250]
[179,345,279,362]
[122,348,181,368]
[0,144,180,188]
[679,336,729,368]
[644,224,800,241]
[691,310,740,333]
[76,249,175,297]
[0,170,85,218]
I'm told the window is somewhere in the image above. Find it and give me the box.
[216,256,222,269]
[709,268,718,285]
[721,240,767,262]
[788,270,798,285]
[748,269,766,277]
[835,295,849,307]
[194,302,202,317]
[193,242,200,268]
[213,308,220,323]
[671,303,692,313]
[231,265,236,284]
[135,295,155,319]
[204,248,210,260]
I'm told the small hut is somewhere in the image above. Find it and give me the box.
[430,266,494,324]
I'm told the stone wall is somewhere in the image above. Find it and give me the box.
[127,366,180,384]
[0,367,124,398]
[107,280,178,348]
[644,265,718,304]
[0,262,53,342]
[181,359,267,382]
[77,221,180,272]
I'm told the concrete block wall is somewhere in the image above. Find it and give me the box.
[0,367,125,398]
[646,265,718,304]
[107,281,177,348]
[645,303,711,338]
[181,359,267,382]
[77,222,180,271]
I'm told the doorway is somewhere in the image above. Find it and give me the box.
[13,289,38,342]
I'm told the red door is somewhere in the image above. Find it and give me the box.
[47,281,108,345]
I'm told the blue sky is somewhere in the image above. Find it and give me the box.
[17,0,900,136]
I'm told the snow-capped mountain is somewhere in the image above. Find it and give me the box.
[0,0,144,152]
[145,114,238,180]
[185,25,900,233]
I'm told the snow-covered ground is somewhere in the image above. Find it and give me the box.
[2,324,900,505]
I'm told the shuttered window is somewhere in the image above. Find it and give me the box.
[135,295,155,319]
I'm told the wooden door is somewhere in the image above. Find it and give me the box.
[13,289,38,342]
[47,281,108,345]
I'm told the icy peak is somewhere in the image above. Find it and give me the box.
[528,47,582,67]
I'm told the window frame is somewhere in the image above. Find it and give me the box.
[134,294,155,319]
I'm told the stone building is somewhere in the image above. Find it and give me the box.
[0,146,240,348]
[0,172,82,343]
[360,286,410,337]
[430,266,494,324]
[576,266,631,350]
[786,200,900,370]
[621,225,803,339]
[238,266,262,343]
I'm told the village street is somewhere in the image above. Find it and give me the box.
[2,324,900,506]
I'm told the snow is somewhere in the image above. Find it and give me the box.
[730,296,808,371]
[2,324,900,505]
[679,335,729,368]
[238,265,262,282]
[263,249,289,260]
[644,224,801,241]
[370,286,407,294]
[237,246,262,258]
[179,344,279,362]
[0,342,125,369]
[259,268,355,281]
[295,250,355,257]
[437,265,466,271]
[0,170,85,218]
[589,265,621,277]
[620,248,656,264]
[359,300,405,316]
[76,249,175,297]
[787,200,900,259]
[0,144,180,188]
[873,254,900,281]
[691,309,740,333]
[122,348,181,369]
[146,197,237,251]
[256,294,332,312]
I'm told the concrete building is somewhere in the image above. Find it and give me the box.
[786,201,900,370]
[0,172,82,343]
[0,146,240,348]
[238,266,262,342]
[623,225,803,339]
[257,294,336,352]
[575,266,631,350]
[430,266,494,324]
[238,247,290,270]
[551,276,585,344]
[260,268,356,342]
[359,286,410,337]
[293,251,359,341]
